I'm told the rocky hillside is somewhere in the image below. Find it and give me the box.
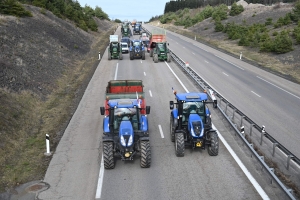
[0,4,114,193]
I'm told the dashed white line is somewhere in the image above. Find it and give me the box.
[192,52,195,55]
[183,46,185,49]
[158,125,164,138]
[205,60,209,63]
[257,76,300,100]
[144,72,146,76]
[114,63,118,80]
[164,60,269,200]
[222,72,229,76]
[251,91,261,97]
[214,54,244,70]
[176,42,178,44]
[95,154,104,199]
[149,90,152,97]
[140,60,143,63]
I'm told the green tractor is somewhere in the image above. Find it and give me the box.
[121,25,130,37]
[108,41,122,60]
[153,42,171,63]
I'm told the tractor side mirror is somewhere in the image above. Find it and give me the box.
[213,100,217,108]
[146,106,150,114]
[100,107,105,115]
[170,101,174,110]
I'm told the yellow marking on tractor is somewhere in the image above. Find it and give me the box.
[125,152,130,157]
[196,141,202,147]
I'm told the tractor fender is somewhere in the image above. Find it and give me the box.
[171,109,179,119]
[172,117,178,128]
[139,137,150,141]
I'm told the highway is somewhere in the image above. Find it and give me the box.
[37,26,294,200]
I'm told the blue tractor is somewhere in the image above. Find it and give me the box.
[100,81,151,168]
[130,40,145,60]
[169,90,219,157]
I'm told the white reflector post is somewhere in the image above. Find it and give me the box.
[98,52,101,60]
[44,134,52,156]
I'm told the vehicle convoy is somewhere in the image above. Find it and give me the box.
[100,80,151,169]
[108,35,122,60]
[169,89,219,157]
[133,23,142,35]
[129,39,145,60]
[148,30,171,63]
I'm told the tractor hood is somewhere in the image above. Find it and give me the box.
[119,120,134,147]
[188,114,204,138]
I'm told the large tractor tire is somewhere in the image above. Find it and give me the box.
[175,132,185,157]
[130,52,134,60]
[170,114,176,142]
[150,49,153,57]
[108,52,111,60]
[119,52,123,60]
[142,51,145,60]
[103,142,115,169]
[140,141,151,168]
[167,53,171,63]
[153,54,158,63]
[207,131,219,156]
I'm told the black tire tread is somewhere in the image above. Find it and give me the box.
[140,141,151,168]
[208,132,219,156]
[175,133,185,157]
[103,142,115,169]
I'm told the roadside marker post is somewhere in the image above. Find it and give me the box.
[44,134,52,156]
[98,52,101,60]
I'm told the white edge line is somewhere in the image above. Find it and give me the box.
[158,125,164,138]
[251,91,261,98]
[95,153,104,199]
[214,54,244,70]
[257,76,300,100]
[222,72,229,76]
[165,60,269,200]
[114,63,118,80]
[213,124,270,200]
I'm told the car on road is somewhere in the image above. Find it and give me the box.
[121,37,131,46]
[121,42,129,53]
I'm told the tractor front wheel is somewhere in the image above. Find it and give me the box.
[103,142,115,169]
[140,141,151,168]
[153,54,158,63]
[175,132,185,157]
[170,114,176,142]
[130,52,134,60]
[207,131,219,156]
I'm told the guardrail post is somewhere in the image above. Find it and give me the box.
[287,155,294,170]
[272,143,278,157]
[260,125,265,145]
[250,124,254,137]
[240,116,244,128]
[232,109,235,120]
[240,126,245,136]
[225,102,228,114]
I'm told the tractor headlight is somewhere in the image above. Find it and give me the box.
[120,136,126,147]
[127,135,133,146]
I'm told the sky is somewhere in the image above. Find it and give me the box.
[77,0,170,22]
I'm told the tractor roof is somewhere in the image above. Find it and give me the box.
[176,92,207,102]
[108,99,140,108]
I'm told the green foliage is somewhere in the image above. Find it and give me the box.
[40,8,46,15]
[293,21,300,44]
[33,0,46,8]
[238,34,250,46]
[94,6,109,20]
[290,0,300,22]
[274,13,292,28]
[272,31,278,36]
[202,5,214,18]
[160,12,177,24]
[265,18,273,26]
[273,31,293,53]
[114,19,121,23]
[0,0,32,17]
[212,4,228,20]
[230,2,244,16]
[214,18,224,32]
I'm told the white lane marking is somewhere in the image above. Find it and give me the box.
[144,72,146,76]
[223,72,229,76]
[183,46,185,49]
[149,90,152,97]
[205,60,209,63]
[141,60,142,63]
[114,63,119,80]
[214,54,244,70]
[213,124,270,200]
[164,61,269,200]
[158,125,164,138]
[257,76,300,100]
[251,91,261,98]
[95,154,104,199]
[176,42,178,44]
[193,44,208,52]
[164,62,189,92]
[192,52,195,55]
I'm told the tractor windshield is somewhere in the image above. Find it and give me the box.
[157,43,166,51]
[183,101,204,116]
[133,41,141,47]
[113,107,140,130]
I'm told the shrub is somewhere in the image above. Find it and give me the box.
[230,2,244,16]
[272,31,278,36]
[215,19,224,32]
[0,0,32,17]
[290,0,300,22]
[273,31,293,53]
[265,18,273,26]
[239,35,250,46]
[212,4,228,20]
[293,21,300,44]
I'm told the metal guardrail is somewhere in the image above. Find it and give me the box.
[142,27,298,199]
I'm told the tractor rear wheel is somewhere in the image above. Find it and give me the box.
[130,52,134,60]
[150,49,153,57]
[167,53,171,63]
[207,131,219,156]
[140,141,151,168]
[142,51,145,60]
[108,52,111,60]
[103,142,115,169]
[170,114,176,142]
[175,132,185,157]
[153,54,158,63]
